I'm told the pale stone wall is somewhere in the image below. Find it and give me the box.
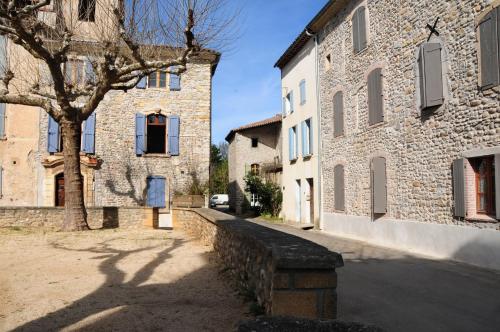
[280,38,320,226]
[227,124,281,214]
[319,0,499,229]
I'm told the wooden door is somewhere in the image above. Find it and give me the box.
[55,173,65,206]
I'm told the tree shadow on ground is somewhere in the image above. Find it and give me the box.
[11,233,245,332]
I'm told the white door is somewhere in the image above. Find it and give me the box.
[159,212,172,228]
[304,179,311,224]
[295,180,301,223]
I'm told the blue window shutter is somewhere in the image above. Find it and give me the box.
[168,115,180,156]
[147,177,166,208]
[146,177,155,206]
[0,103,5,138]
[0,35,7,76]
[288,127,294,161]
[85,60,96,84]
[157,177,166,207]
[301,121,306,156]
[289,90,294,113]
[169,67,181,91]
[137,76,147,89]
[82,112,96,153]
[309,119,313,155]
[135,113,146,155]
[300,80,306,105]
[47,115,60,152]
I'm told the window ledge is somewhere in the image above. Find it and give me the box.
[466,215,498,223]
[368,121,386,129]
[289,158,298,163]
[143,153,170,158]
[354,46,369,56]
[303,154,313,160]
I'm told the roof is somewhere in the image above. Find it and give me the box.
[274,0,349,69]
[225,114,282,142]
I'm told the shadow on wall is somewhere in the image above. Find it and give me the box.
[228,180,252,214]
[104,164,149,206]
[102,207,119,229]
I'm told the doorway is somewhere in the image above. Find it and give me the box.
[295,179,301,223]
[55,173,65,206]
[306,178,314,224]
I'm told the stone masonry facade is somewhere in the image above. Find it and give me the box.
[319,0,499,229]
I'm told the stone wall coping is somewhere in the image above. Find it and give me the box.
[175,207,344,270]
[0,206,154,210]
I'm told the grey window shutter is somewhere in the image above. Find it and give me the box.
[478,8,499,90]
[372,157,387,214]
[282,97,286,115]
[368,68,383,125]
[0,103,5,138]
[495,154,500,220]
[0,35,6,77]
[357,6,367,51]
[299,79,306,104]
[352,9,359,53]
[334,164,345,211]
[419,43,444,109]
[452,158,466,218]
[333,91,344,137]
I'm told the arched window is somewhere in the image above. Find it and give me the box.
[251,163,260,176]
[147,114,166,153]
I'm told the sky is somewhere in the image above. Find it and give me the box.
[211,0,328,144]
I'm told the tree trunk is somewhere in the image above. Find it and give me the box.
[60,120,89,231]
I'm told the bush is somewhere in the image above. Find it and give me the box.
[243,174,282,217]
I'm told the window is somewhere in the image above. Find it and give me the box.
[334,164,345,211]
[286,90,294,114]
[148,72,158,88]
[64,60,84,86]
[352,6,367,53]
[478,5,499,90]
[81,112,96,154]
[251,137,258,148]
[301,118,313,157]
[473,157,496,215]
[418,43,444,109]
[159,71,167,88]
[147,114,166,154]
[367,68,383,125]
[0,35,7,77]
[47,115,62,153]
[299,79,306,105]
[333,91,344,137]
[136,76,147,89]
[0,103,5,138]
[135,114,180,156]
[325,54,332,70]
[78,0,96,22]
[251,163,260,175]
[170,68,181,91]
[146,176,166,208]
[371,156,387,214]
[288,126,298,161]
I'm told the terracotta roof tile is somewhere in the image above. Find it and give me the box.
[225,114,282,142]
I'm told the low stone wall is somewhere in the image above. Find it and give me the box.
[173,208,344,319]
[0,206,157,229]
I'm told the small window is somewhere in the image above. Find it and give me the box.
[472,157,496,215]
[148,72,157,88]
[78,0,96,22]
[299,79,306,105]
[352,6,367,53]
[251,163,260,175]
[146,114,166,154]
[325,54,332,70]
[251,138,258,148]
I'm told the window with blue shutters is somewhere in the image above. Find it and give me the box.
[47,115,60,153]
[168,115,180,156]
[299,79,306,105]
[301,118,313,157]
[0,35,7,77]
[0,103,5,139]
[135,113,146,155]
[289,126,297,161]
[288,90,294,113]
[170,67,181,91]
[136,76,147,89]
[85,59,96,84]
[81,112,96,154]
[146,176,166,208]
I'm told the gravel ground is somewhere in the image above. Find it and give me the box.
[0,227,248,332]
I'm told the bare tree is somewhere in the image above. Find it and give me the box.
[0,0,235,230]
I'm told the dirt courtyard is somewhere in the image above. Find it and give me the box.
[0,228,248,331]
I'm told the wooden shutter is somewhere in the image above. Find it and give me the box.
[289,90,294,113]
[334,91,344,137]
[334,164,345,211]
[352,9,359,53]
[372,157,387,214]
[135,113,146,155]
[288,127,294,160]
[85,60,96,84]
[368,68,383,125]
[478,8,499,90]
[495,154,500,220]
[137,76,147,89]
[146,177,156,207]
[452,158,466,218]
[147,177,166,208]
[301,121,306,156]
[308,119,313,155]
[282,97,286,115]
[47,115,60,153]
[82,112,96,154]
[300,80,306,104]
[169,67,181,91]
[0,36,6,76]
[0,103,5,138]
[357,6,367,51]
[419,43,443,109]
[157,177,166,207]
[168,115,180,156]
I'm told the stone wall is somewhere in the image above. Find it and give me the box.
[318,0,499,228]
[173,208,343,319]
[0,206,157,229]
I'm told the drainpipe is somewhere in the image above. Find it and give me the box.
[306,28,323,230]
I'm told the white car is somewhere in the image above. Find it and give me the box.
[210,194,228,207]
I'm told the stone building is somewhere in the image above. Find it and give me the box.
[226,115,282,214]
[0,0,219,212]
[282,0,500,270]
[275,36,320,227]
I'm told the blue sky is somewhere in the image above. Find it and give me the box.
[211,0,327,144]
